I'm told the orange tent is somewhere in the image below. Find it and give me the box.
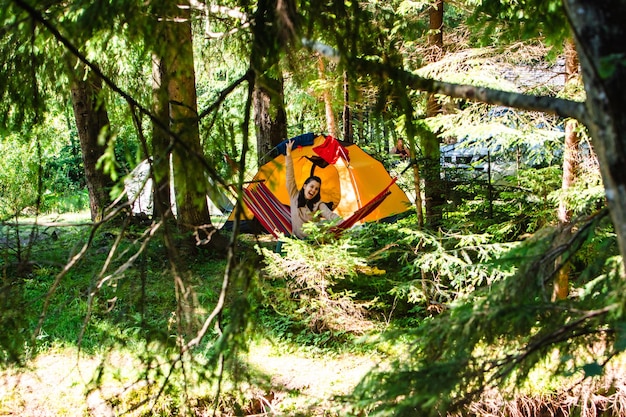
[231,133,412,227]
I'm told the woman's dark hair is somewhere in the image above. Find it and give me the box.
[297,176,322,210]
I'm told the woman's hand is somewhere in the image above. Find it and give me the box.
[286,139,294,155]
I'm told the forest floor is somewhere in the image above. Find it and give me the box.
[244,341,378,415]
[1,211,380,416]
[4,212,626,416]
[0,340,378,416]
[5,342,626,416]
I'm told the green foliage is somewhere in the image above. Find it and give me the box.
[0,136,87,217]
[42,142,85,190]
[40,141,90,213]
[390,228,518,307]
[467,0,569,50]
[598,53,626,80]
[351,211,622,416]
[1,0,623,415]
[0,272,28,364]
[0,2,57,128]
[442,152,605,245]
[0,134,43,219]
[257,231,377,341]
[441,166,562,241]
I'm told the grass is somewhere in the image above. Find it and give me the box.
[0,335,380,416]
[0,210,395,415]
[2,209,626,416]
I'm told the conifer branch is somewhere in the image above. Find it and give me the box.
[303,38,588,124]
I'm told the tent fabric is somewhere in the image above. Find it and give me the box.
[125,159,234,216]
[231,133,412,227]
[242,178,394,239]
[328,178,396,236]
[274,132,317,156]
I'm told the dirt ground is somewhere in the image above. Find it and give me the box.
[0,351,106,417]
[0,343,378,417]
[4,345,626,416]
[245,342,378,415]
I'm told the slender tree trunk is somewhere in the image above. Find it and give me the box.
[342,71,353,142]
[553,38,581,301]
[413,153,424,227]
[70,68,114,222]
[253,76,287,166]
[168,18,209,227]
[163,1,227,253]
[251,0,288,166]
[401,92,424,227]
[558,38,581,225]
[151,53,173,220]
[318,55,338,138]
[427,0,444,65]
[558,122,578,225]
[422,0,445,228]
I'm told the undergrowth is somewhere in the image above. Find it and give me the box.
[1,157,623,417]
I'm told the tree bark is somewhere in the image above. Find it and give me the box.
[151,53,173,220]
[342,71,353,143]
[251,0,288,166]
[163,1,227,252]
[564,0,626,274]
[427,0,444,62]
[253,75,287,166]
[318,55,338,138]
[422,0,445,228]
[553,38,580,301]
[70,68,114,222]
[167,15,210,228]
[557,38,581,226]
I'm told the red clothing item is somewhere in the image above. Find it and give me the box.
[313,135,350,164]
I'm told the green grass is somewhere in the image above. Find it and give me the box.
[0,210,407,415]
[1,208,625,416]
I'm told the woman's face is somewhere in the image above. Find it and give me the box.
[303,180,321,200]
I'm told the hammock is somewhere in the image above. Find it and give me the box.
[241,179,396,239]
[241,181,292,238]
[328,178,396,237]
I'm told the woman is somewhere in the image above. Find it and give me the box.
[390,138,409,159]
[286,139,341,238]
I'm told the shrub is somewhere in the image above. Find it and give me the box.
[258,228,377,339]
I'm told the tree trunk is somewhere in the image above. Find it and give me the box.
[253,75,287,166]
[70,68,114,222]
[163,1,227,252]
[553,38,580,301]
[402,93,424,227]
[251,0,288,166]
[421,0,446,228]
[427,0,444,62]
[318,55,338,138]
[564,0,626,274]
[557,38,581,226]
[151,53,173,220]
[342,71,353,142]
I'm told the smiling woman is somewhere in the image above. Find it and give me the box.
[285,139,341,238]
